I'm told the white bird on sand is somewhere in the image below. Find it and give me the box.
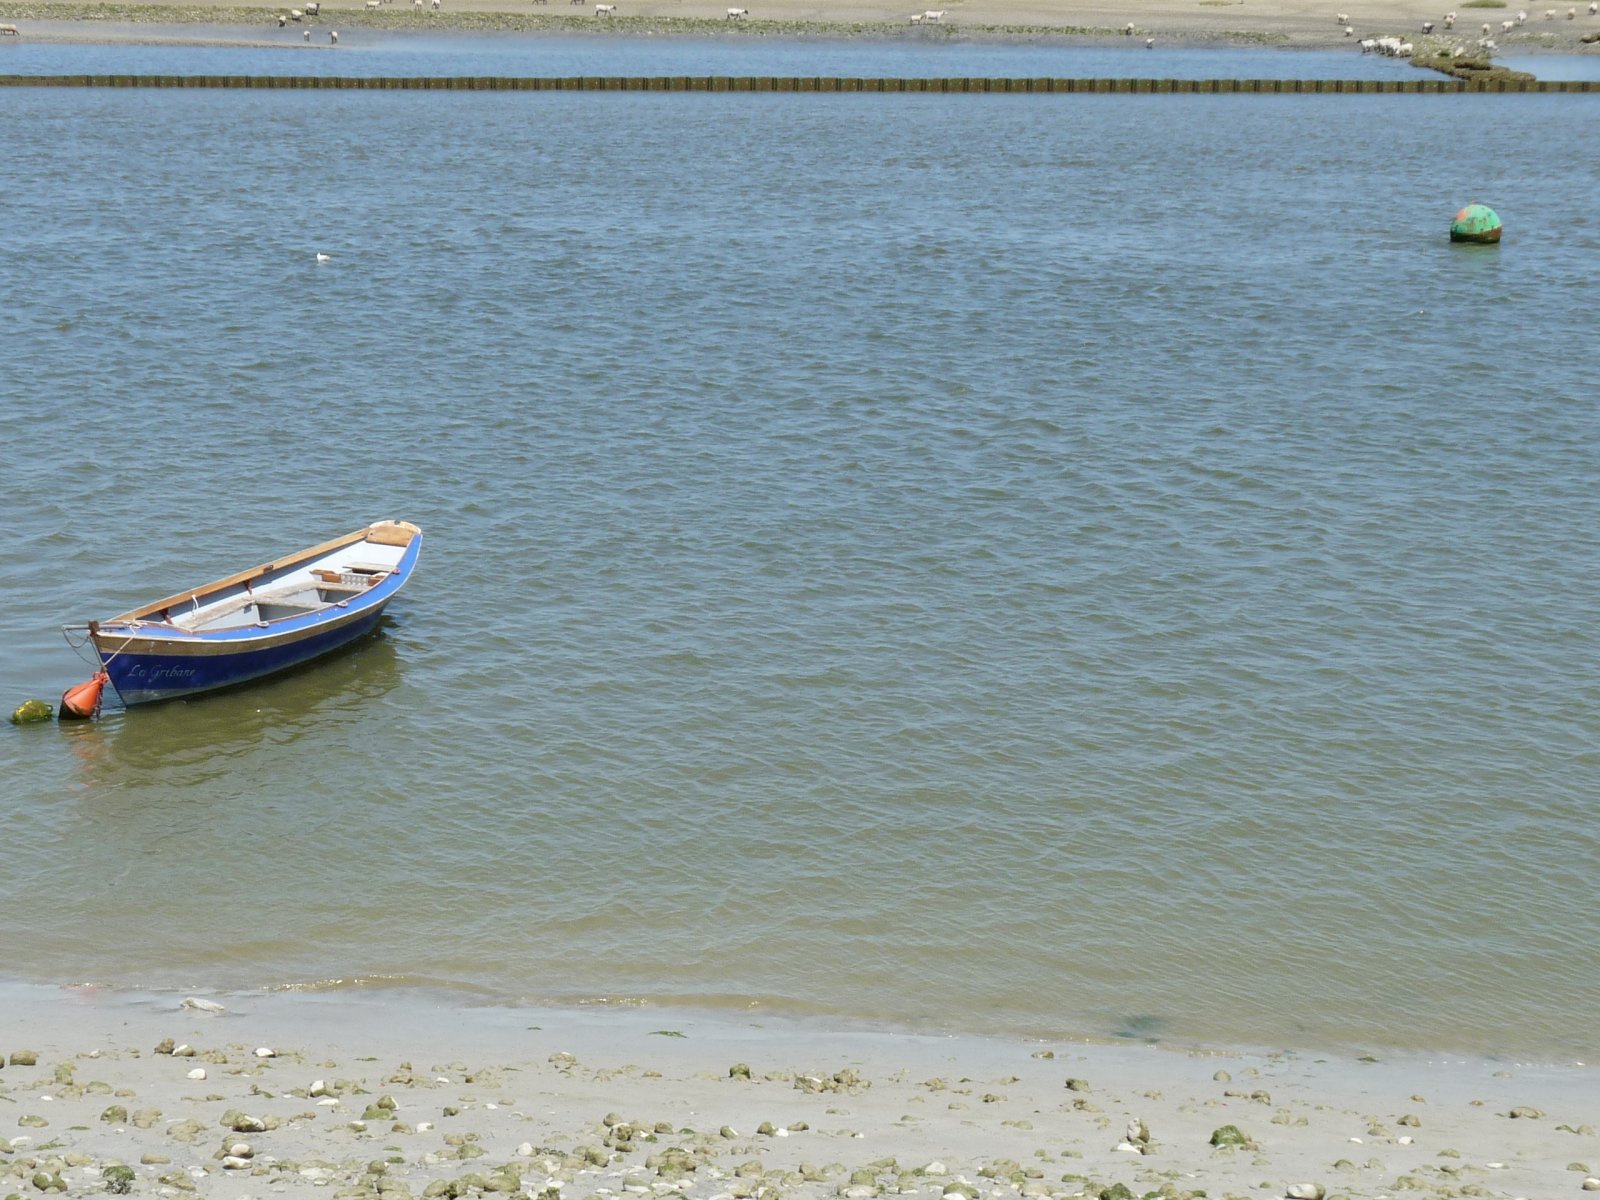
[315,252,332,262]
[330,29,338,41]
[1145,35,1153,46]
[303,27,310,38]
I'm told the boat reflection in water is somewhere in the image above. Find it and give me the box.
[61,628,406,790]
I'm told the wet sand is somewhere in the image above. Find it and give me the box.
[4,0,1600,50]
[2,984,1596,1200]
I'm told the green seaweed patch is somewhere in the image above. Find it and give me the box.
[1461,0,1507,7]
[649,1030,686,1038]
[1209,1124,1256,1149]
[1409,51,1535,83]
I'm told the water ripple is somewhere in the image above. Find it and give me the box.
[1,88,1598,1058]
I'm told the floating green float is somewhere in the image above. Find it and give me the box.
[1450,203,1502,244]
[10,698,53,724]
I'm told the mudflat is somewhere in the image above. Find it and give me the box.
[5,0,1600,49]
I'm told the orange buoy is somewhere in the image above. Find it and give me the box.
[59,670,109,720]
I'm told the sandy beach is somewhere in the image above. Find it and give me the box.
[3,0,1600,50]
[2,985,1596,1200]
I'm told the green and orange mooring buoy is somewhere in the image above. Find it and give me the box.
[1450,203,1502,244]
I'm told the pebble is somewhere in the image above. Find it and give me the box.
[1581,1177,1600,1191]
[187,1068,207,1080]
[1285,1186,1325,1200]
[180,997,226,1015]
[254,1047,276,1059]
[221,1155,252,1170]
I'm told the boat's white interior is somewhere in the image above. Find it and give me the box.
[165,536,409,633]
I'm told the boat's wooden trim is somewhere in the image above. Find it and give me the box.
[109,527,373,623]
[93,601,383,657]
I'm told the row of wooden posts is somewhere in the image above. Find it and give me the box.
[0,73,1596,91]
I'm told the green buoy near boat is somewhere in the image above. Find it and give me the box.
[1450,203,1502,244]
[10,698,53,725]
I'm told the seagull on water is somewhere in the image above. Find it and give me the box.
[315,252,333,263]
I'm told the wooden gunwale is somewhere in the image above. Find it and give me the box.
[111,527,374,623]
[92,598,384,656]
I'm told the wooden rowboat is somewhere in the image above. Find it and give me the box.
[73,520,422,708]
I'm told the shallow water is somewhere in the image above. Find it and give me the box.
[2,79,1598,1059]
[3,29,1429,79]
[1500,52,1600,79]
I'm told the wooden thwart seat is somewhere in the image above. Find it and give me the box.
[315,580,374,596]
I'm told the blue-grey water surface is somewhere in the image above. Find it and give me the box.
[5,29,1431,79]
[2,67,1598,1058]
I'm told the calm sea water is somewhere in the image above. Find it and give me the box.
[2,66,1598,1059]
[1,29,1430,80]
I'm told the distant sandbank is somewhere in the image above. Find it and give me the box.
[3,0,1600,51]
[2,983,1596,1200]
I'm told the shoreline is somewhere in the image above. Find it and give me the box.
[2,0,1598,53]
[2,981,1596,1200]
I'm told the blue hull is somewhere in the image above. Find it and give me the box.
[102,605,390,705]
[85,521,421,708]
